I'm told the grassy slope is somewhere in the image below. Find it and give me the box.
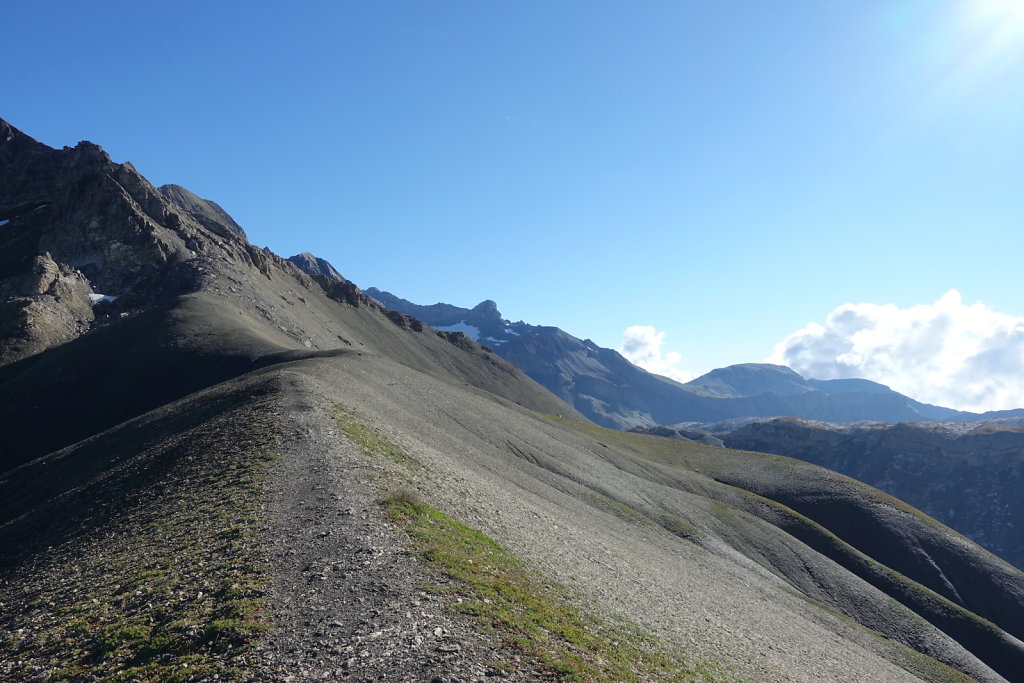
[0,374,281,682]
[383,493,722,682]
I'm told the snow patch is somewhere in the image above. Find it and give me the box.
[0,219,9,227]
[89,293,117,304]
[506,328,520,336]
[435,322,481,340]
[32,204,47,212]
[482,336,507,346]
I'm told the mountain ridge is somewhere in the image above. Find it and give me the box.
[357,287,1015,428]
[0,119,579,469]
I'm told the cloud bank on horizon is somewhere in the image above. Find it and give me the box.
[619,326,695,383]
[769,290,1024,413]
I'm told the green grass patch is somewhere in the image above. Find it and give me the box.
[382,492,723,682]
[334,407,421,469]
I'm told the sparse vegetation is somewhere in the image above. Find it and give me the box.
[334,407,421,469]
[0,402,278,682]
[585,490,657,528]
[382,493,723,682]
[777,586,974,683]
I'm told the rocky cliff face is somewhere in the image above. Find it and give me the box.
[718,419,1024,569]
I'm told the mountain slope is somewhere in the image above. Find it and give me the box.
[8,347,1023,682]
[713,418,1024,570]
[3,118,1024,682]
[684,363,818,397]
[686,365,961,420]
[0,118,580,470]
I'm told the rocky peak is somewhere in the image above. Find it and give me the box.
[0,118,51,157]
[159,184,247,241]
[0,119,277,362]
[470,299,502,321]
[287,252,345,282]
[684,363,816,398]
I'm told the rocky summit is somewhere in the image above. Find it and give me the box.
[158,183,248,241]
[287,252,345,281]
[3,118,1024,683]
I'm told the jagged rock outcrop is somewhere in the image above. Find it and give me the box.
[287,252,345,281]
[0,252,95,364]
[158,183,247,240]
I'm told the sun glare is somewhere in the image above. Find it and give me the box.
[957,0,1024,75]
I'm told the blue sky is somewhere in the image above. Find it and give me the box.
[6,1,1024,409]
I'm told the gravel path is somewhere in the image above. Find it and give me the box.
[253,368,547,681]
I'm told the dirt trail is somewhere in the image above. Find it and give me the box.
[254,368,544,681]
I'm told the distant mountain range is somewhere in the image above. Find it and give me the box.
[353,288,1023,429]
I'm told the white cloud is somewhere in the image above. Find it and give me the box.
[619,326,696,383]
[768,290,1024,413]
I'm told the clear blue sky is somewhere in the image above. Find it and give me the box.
[6,1,1024,394]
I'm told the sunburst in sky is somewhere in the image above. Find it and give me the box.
[932,0,1024,94]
